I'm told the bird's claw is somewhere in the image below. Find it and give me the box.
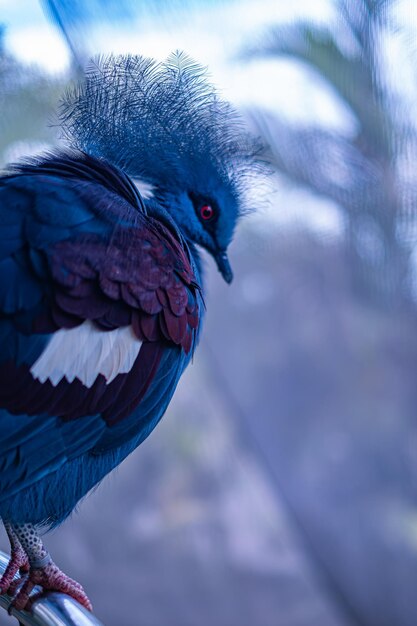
[8,561,92,613]
[0,547,29,595]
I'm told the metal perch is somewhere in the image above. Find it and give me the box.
[0,551,104,626]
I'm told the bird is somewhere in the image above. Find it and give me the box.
[0,52,260,611]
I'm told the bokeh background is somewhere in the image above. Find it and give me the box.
[1,0,417,624]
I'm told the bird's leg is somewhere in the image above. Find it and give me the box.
[8,524,92,612]
[0,521,30,594]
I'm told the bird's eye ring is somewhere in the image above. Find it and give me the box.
[200,205,214,221]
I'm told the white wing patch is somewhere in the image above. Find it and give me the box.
[30,321,142,388]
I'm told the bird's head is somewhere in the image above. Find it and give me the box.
[60,53,262,283]
[152,170,239,284]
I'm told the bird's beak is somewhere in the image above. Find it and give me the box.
[215,250,233,284]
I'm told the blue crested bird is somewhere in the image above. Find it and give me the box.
[0,53,260,610]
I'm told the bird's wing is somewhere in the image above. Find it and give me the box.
[0,154,200,502]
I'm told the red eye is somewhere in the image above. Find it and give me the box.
[200,205,214,221]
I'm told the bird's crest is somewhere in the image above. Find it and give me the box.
[59,52,263,213]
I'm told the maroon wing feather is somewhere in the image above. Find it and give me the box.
[36,218,200,354]
[1,218,201,426]
[0,342,163,426]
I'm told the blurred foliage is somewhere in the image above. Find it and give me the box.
[0,25,65,162]
[245,0,416,308]
[42,0,135,65]
[43,0,134,25]
[42,0,230,66]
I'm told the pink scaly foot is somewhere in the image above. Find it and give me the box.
[0,522,29,595]
[6,522,92,613]
[10,561,92,612]
[0,546,29,595]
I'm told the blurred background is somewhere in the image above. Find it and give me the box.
[1,0,417,624]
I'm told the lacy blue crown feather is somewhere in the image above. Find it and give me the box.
[59,52,263,207]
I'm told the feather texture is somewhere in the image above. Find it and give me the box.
[60,53,263,211]
[0,152,202,525]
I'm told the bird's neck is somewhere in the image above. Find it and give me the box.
[144,197,205,287]
[186,240,204,287]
